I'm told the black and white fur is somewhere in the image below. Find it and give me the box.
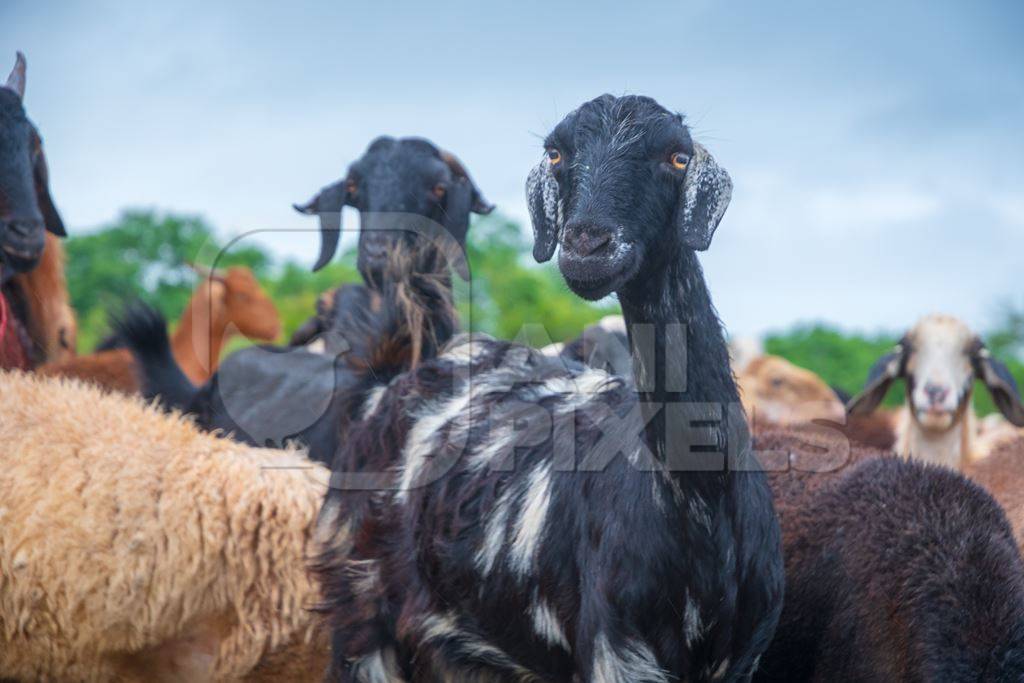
[316,95,783,682]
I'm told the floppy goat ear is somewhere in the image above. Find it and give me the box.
[674,143,732,252]
[438,150,493,281]
[32,141,66,237]
[526,154,561,263]
[973,344,1024,427]
[847,340,908,416]
[293,179,350,272]
[440,150,494,218]
[5,51,25,100]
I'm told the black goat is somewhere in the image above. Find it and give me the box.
[548,314,633,381]
[1,52,69,370]
[755,429,1024,681]
[317,95,783,682]
[0,52,65,282]
[123,137,489,463]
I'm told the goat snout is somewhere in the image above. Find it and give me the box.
[0,217,45,269]
[924,382,950,408]
[561,222,613,259]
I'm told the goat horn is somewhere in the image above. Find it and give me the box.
[5,52,26,100]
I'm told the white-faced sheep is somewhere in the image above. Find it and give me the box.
[847,313,1024,469]
[317,95,783,682]
[0,370,330,681]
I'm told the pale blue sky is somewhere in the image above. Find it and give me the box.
[3,0,1022,336]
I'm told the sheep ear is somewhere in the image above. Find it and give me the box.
[5,51,25,100]
[294,179,350,272]
[847,342,907,416]
[32,143,65,237]
[674,143,732,252]
[526,156,560,263]
[974,346,1024,427]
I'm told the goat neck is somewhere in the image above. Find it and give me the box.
[895,404,978,470]
[172,279,232,384]
[619,248,748,474]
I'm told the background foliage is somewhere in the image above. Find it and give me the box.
[65,210,1024,416]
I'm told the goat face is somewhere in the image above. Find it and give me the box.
[0,53,65,282]
[527,94,731,301]
[295,137,492,284]
[849,314,1024,432]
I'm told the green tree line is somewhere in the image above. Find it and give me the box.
[64,210,1023,416]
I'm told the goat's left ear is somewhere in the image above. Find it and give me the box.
[526,155,560,263]
[33,143,66,237]
[973,344,1024,427]
[439,151,491,281]
[674,143,732,252]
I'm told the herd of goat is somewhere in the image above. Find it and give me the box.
[3,52,1024,682]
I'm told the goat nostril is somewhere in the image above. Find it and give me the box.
[924,383,949,405]
[566,227,613,258]
[584,233,612,256]
[6,220,42,238]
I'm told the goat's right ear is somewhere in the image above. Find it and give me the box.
[526,155,561,263]
[674,143,732,252]
[847,341,908,416]
[293,179,350,272]
[973,346,1024,427]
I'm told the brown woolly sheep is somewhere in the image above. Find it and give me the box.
[965,436,1024,551]
[39,265,280,393]
[0,370,328,681]
[755,429,1024,681]
[737,354,845,428]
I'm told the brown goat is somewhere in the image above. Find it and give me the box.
[848,314,1024,470]
[2,233,76,369]
[39,265,280,392]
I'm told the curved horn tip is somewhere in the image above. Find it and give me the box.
[6,51,26,99]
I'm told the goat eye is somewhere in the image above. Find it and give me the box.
[670,152,689,170]
[433,184,447,199]
[547,149,562,166]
